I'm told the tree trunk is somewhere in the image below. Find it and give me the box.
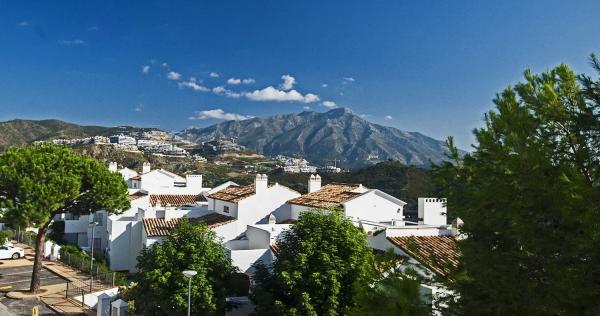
[29,227,47,293]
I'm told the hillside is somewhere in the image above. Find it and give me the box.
[181,108,454,167]
[0,119,155,151]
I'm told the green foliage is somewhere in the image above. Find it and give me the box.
[0,230,13,245]
[351,249,429,316]
[0,143,130,228]
[251,211,376,316]
[432,56,600,315]
[47,221,66,244]
[127,218,237,315]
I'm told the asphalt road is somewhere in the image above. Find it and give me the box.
[0,265,66,290]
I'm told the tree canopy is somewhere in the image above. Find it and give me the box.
[0,143,130,292]
[251,211,376,316]
[433,55,600,315]
[128,218,238,315]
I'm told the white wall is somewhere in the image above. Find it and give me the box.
[236,185,300,230]
[343,191,404,223]
[228,249,272,274]
[418,198,447,226]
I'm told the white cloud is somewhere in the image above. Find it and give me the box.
[190,109,253,121]
[142,65,150,74]
[228,77,255,85]
[178,78,210,92]
[322,101,337,108]
[227,78,241,85]
[343,77,355,83]
[321,83,328,88]
[384,115,393,120]
[212,86,242,98]
[209,72,219,78]
[244,86,319,103]
[58,39,85,46]
[161,62,169,67]
[135,104,144,112]
[17,21,30,27]
[280,74,296,91]
[167,71,181,80]
[303,106,311,110]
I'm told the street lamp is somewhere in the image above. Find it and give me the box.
[183,270,197,316]
[89,219,99,289]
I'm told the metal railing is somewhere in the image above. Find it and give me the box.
[59,251,119,288]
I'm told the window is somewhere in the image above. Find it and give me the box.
[94,213,104,226]
[223,205,230,213]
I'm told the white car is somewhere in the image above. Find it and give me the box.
[0,245,25,260]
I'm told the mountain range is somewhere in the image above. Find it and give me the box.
[0,119,151,151]
[181,108,454,167]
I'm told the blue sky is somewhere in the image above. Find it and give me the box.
[1,1,600,149]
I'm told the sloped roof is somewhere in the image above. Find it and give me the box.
[128,191,148,201]
[207,184,256,203]
[287,183,364,208]
[143,213,237,237]
[387,235,460,276]
[149,194,207,207]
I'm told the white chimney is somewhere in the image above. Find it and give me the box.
[142,162,151,174]
[452,217,464,237]
[254,174,268,195]
[308,174,322,193]
[185,175,203,193]
[108,161,118,172]
[418,198,447,226]
[268,214,277,225]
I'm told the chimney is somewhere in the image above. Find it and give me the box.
[185,175,203,193]
[418,198,448,226]
[308,174,322,193]
[268,214,277,225]
[452,217,464,236]
[108,161,118,172]
[142,162,151,174]
[254,174,268,195]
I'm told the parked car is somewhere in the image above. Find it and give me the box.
[0,245,24,259]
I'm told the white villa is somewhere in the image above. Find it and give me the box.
[53,163,460,313]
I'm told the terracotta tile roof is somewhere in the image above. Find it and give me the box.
[143,213,236,237]
[149,194,207,207]
[143,218,179,237]
[387,236,460,276]
[128,191,147,201]
[131,175,141,181]
[287,183,364,208]
[207,184,256,203]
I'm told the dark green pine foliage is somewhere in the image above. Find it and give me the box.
[128,219,238,315]
[433,55,600,315]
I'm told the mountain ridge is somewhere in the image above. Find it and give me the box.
[181,108,454,167]
[0,119,155,151]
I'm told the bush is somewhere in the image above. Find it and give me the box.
[0,230,13,244]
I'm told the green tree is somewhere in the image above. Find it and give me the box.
[0,143,129,293]
[351,249,429,316]
[433,56,600,315]
[127,218,237,315]
[252,211,376,316]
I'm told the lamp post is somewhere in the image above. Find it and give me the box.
[89,219,98,289]
[182,270,197,316]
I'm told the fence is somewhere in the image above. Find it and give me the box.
[11,230,37,249]
[59,251,121,288]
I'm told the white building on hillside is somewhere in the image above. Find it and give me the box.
[284,175,407,231]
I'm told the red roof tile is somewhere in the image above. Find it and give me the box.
[387,235,460,276]
[149,194,207,207]
[143,213,236,237]
[287,183,364,208]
